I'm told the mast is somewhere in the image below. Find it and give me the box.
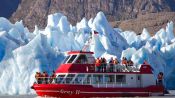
[82,31,98,51]
[82,36,92,51]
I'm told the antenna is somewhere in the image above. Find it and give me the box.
[71,45,73,51]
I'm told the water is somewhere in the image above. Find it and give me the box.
[0,91,174,98]
[0,95,37,98]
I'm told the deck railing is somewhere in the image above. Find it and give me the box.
[93,63,139,72]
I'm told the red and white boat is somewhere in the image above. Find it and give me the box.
[31,51,164,97]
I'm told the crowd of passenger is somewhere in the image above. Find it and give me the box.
[95,57,134,72]
[34,57,135,84]
[35,71,56,84]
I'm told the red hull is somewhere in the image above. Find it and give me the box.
[32,84,164,97]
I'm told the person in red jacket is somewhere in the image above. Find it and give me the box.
[122,57,127,65]
[95,58,101,72]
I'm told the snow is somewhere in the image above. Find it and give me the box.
[0,12,175,95]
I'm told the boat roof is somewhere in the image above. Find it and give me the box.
[67,51,94,55]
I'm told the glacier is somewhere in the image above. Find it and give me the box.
[0,11,175,95]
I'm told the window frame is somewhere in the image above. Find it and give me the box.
[67,55,77,63]
[62,55,71,64]
[116,75,126,84]
[75,54,88,64]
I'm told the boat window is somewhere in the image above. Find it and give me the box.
[138,75,140,80]
[56,75,65,83]
[88,57,95,64]
[75,55,88,64]
[62,56,70,64]
[74,74,85,84]
[116,75,126,83]
[93,74,103,84]
[64,74,75,84]
[67,55,77,63]
[104,75,115,84]
[83,74,92,84]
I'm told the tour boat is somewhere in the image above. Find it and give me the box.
[31,51,164,97]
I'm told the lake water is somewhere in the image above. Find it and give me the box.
[0,90,174,98]
[0,95,37,98]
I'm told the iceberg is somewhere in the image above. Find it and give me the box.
[0,33,65,94]
[121,21,175,90]
[0,12,175,95]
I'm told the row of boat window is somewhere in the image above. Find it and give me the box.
[55,74,126,84]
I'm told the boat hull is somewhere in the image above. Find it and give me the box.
[32,83,164,97]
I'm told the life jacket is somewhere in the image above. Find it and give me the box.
[113,59,119,64]
[122,60,127,65]
[95,59,101,67]
[43,72,48,78]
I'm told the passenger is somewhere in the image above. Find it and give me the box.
[109,57,114,72]
[100,58,103,71]
[113,58,119,72]
[76,59,81,63]
[50,70,56,83]
[35,72,39,84]
[101,57,107,72]
[128,59,134,66]
[38,72,43,84]
[113,58,119,65]
[122,57,128,65]
[95,58,101,72]
[43,71,49,84]
[121,57,128,71]
[157,72,163,85]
